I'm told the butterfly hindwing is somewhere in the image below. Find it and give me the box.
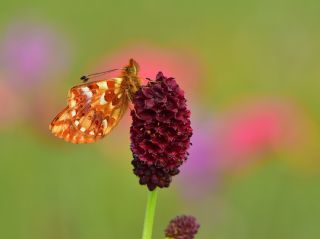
[49,78,129,144]
[49,106,101,143]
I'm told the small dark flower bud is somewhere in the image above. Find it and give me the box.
[165,215,200,239]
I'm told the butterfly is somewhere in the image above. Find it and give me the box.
[49,59,141,144]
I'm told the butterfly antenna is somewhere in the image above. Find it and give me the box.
[80,68,122,82]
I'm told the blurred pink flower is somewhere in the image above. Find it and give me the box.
[0,19,71,89]
[0,76,25,127]
[86,43,202,98]
[173,98,315,199]
[218,97,308,168]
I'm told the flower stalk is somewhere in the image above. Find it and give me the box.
[142,189,158,239]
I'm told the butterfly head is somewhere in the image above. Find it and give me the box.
[123,58,140,76]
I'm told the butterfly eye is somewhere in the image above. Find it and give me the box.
[80,75,89,82]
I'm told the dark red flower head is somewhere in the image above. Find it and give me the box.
[165,215,200,239]
[130,72,192,190]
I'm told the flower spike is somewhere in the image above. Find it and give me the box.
[130,72,192,190]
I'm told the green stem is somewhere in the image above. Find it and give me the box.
[142,189,158,239]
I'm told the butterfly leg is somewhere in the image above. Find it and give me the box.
[125,88,133,102]
[125,88,137,113]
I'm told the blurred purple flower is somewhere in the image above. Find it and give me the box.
[0,19,71,88]
[178,111,220,199]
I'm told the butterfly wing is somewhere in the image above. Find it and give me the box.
[49,78,129,144]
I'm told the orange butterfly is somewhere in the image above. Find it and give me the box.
[49,59,141,144]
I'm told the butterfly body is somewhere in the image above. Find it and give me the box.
[49,59,141,144]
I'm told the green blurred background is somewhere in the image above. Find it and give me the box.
[1,1,320,238]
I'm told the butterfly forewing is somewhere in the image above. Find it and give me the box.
[49,78,129,144]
